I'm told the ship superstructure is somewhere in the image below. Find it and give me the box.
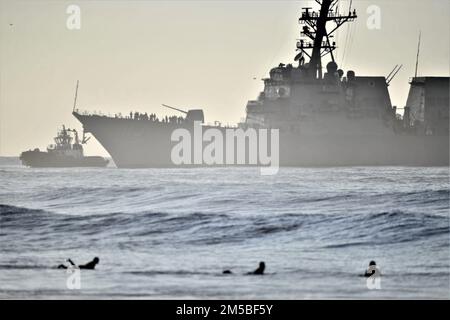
[404,77,449,136]
[47,126,84,158]
[246,1,397,136]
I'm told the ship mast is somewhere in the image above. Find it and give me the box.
[414,31,421,78]
[297,0,357,79]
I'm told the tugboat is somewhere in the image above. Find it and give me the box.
[20,126,109,168]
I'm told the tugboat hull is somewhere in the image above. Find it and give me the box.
[20,150,108,168]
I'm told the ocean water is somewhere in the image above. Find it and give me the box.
[0,160,449,299]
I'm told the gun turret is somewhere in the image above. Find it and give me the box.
[162,104,204,123]
[162,104,188,114]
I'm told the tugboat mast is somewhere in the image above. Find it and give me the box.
[297,0,357,79]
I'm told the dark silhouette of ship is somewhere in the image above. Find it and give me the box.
[72,0,449,168]
[20,126,109,168]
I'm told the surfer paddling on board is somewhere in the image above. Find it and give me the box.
[58,257,99,270]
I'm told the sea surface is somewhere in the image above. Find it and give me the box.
[0,158,449,299]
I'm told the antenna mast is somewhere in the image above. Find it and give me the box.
[386,64,403,85]
[73,80,79,112]
[414,31,421,78]
[297,0,357,79]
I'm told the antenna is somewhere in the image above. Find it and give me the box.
[73,80,79,112]
[386,64,398,80]
[414,31,421,78]
[297,0,357,79]
[386,64,403,85]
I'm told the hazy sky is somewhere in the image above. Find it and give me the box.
[1,0,449,156]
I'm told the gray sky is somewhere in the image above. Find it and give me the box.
[1,0,449,156]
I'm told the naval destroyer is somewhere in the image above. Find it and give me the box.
[73,0,449,168]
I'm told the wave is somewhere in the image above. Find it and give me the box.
[1,202,448,249]
[319,210,449,248]
[0,204,46,216]
[0,264,49,270]
[126,270,216,276]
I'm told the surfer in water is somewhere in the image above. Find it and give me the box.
[364,260,380,277]
[223,261,266,275]
[248,261,265,275]
[58,257,99,270]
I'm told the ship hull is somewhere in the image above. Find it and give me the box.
[20,150,109,168]
[73,113,449,168]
